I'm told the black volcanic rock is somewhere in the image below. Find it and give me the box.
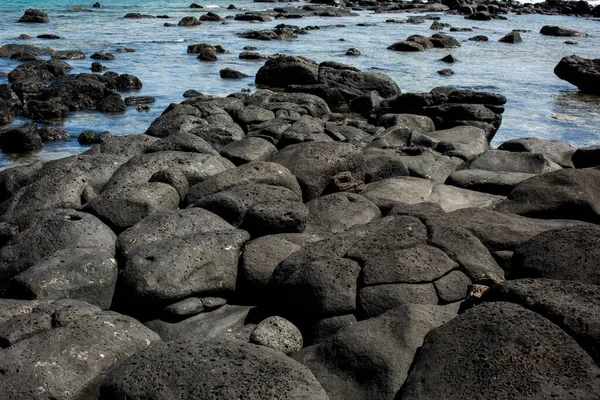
[0,122,42,153]
[18,9,49,23]
[555,55,600,95]
[220,68,249,79]
[541,25,587,37]
[398,302,600,399]
[99,337,329,399]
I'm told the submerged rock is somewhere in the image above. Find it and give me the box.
[540,25,587,37]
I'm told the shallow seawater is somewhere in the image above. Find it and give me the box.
[1,0,599,169]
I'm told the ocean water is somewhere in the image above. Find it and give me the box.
[1,0,599,169]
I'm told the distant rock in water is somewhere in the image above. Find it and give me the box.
[239,51,267,60]
[345,48,360,56]
[52,50,86,60]
[178,16,202,26]
[388,41,424,52]
[37,34,60,40]
[220,68,249,79]
[91,62,106,72]
[499,31,522,43]
[18,9,49,23]
[90,52,115,60]
[554,55,600,95]
[465,11,492,21]
[0,44,54,58]
[388,33,460,52]
[540,25,587,37]
[124,13,154,19]
[239,27,297,41]
[200,12,222,22]
[469,35,488,42]
[188,43,218,61]
[438,68,454,76]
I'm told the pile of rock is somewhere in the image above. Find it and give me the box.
[387,33,461,52]
[0,57,144,131]
[370,86,506,140]
[1,58,600,399]
[254,55,401,113]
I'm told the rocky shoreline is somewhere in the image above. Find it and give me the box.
[1,53,600,398]
[1,2,600,400]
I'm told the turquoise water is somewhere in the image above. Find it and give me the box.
[1,0,600,169]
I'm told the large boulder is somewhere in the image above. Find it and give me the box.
[360,176,503,214]
[482,279,600,364]
[191,183,303,228]
[103,151,234,191]
[554,55,600,95]
[256,55,319,88]
[425,218,504,284]
[85,134,159,158]
[409,125,488,161]
[294,304,458,400]
[239,233,322,302]
[0,302,160,399]
[271,142,365,201]
[145,104,208,138]
[363,148,410,183]
[0,209,116,297]
[248,90,331,118]
[446,169,535,196]
[0,154,127,223]
[431,207,589,252]
[186,161,302,204]
[572,146,600,168]
[99,337,329,399]
[143,132,217,155]
[541,26,587,37]
[468,150,562,174]
[304,192,381,234]
[10,248,117,309]
[495,168,600,223]
[398,302,600,399]
[488,141,574,167]
[510,225,600,284]
[317,61,401,100]
[220,137,277,165]
[84,182,181,232]
[118,230,250,311]
[116,208,234,259]
[18,9,49,23]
